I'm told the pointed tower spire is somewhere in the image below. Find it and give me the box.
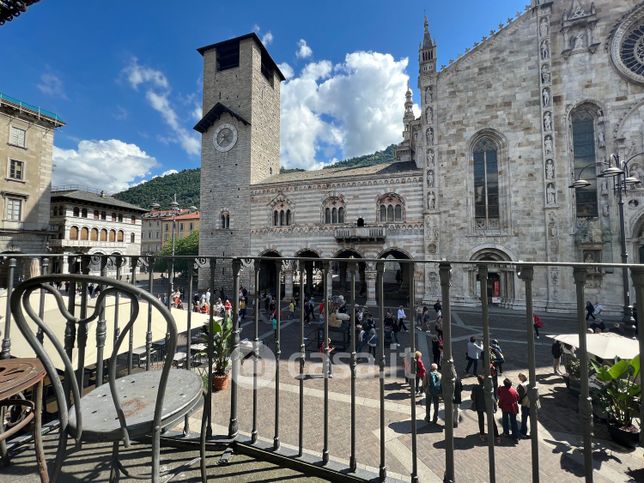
[404,85,414,124]
[422,16,433,49]
[419,17,437,78]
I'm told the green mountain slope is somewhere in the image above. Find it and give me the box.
[114,144,397,208]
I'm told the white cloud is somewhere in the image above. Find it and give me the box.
[261,31,273,46]
[37,73,67,99]
[278,62,294,80]
[160,169,178,177]
[53,139,158,193]
[280,51,413,170]
[296,39,313,59]
[121,58,200,156]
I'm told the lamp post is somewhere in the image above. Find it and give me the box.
[151,195,197,296]
[570,154,644,334]
[599,153,644,335]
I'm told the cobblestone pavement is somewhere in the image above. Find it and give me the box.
[202,306,644,482]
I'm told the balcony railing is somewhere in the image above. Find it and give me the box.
[0,253,642,482]
[335,226,386,242]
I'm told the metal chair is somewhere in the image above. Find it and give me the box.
[10,274,206,482]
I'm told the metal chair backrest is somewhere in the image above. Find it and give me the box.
[10,274,177,445]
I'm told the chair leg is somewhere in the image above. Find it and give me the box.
[34,381,49,483]
[200,392,207,482]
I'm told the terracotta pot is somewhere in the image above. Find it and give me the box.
[212,373,230,391]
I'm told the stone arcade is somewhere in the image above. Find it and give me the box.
[196,0,644,312]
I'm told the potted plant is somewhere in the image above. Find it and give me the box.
[200,315,233,391]
[565,356,581,394]
[592,355,641,448]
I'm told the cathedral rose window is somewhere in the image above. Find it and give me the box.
[611,5,644,85]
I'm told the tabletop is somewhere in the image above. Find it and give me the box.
[0,358,46,401]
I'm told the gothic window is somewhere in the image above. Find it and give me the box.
[610,6,644,85]
[69,226,79,240]
[473,138,500,226]
[221,211,230,229]
[279,210,285,226]
[571,107,598,217]
[377,193,404,223]
[273,210,279,226]
[322,196,345,224]
[286,209,291,225]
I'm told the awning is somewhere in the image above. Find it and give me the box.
[548,332,640,360]
[1,292,219,370]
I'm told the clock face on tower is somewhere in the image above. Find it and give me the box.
[213,123,238,152]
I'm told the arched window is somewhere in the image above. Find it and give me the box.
[130,233,135,243]
[571,106,599,218]
[73,207,80,217]
[380,205,386,222]
[286,209,291,225]
[80,227,89,240]
[81,208,87,218]
[387,205,394,222]
[279,210,285,226]
[117,230,124,242]
[70,226,79,240]
[109,229,116,242]
[322,196,345,224]
[94,210,99,219]
[131,216,136,224]
[111,213,117,221]
[377,193,405,223]
[338,207,344,223]
[273,211,278,226]
[100,229,107,241]
[332,207,338,224]
[473,137,500,226]
[225,214,230,228]
[101,211,106,220]
[325,208,331,223]
[118,214,123,223]
[90,228,98,241]
[395,205,402,221]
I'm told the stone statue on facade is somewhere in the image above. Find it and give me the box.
[541,39,550,59]
[544,111,552,131]
[546,183,556,204]
[545,159,554,179]
[541,64,551,84]
[542,87,550,107]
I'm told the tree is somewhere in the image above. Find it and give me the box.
[153,230,199,275]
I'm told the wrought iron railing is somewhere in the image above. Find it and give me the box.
[0,253,642,482]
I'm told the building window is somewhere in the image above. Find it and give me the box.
[109,229,116,242]
[118,214,123,223]
[70,226,79,240]
[377,193,404,222]
[80,227,89,240]
[8,126,26,148]
[81,208,88,218]
[131,215,136,224]
[272,208,292,227]
[130,233,135,243]
[117,230,124,242]
[6,197,22,221]
[322,196,345,224]
[73,207,80,217]
[90,228,98,241]
[112,212,117,221]
[571,108,598,218]
[8,159,24,180]
[94,210,99,219]
[189,222,193,231]
[473,138,500,226]
[216,39,240,71]
[179,223,184,231]
[101,211,106,220]
[221,211,230,229]
[100,228,107,241]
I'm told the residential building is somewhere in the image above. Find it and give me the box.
[141,209,199,254]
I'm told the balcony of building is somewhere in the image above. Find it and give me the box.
[335,225,386,242]
[0,253,642,482]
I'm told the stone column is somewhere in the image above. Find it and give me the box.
[325,269,333,301]
[365,262,377,308]
[283,262,294,301]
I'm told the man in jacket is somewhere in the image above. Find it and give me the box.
[425,363,442,423]
[465,336,483,376]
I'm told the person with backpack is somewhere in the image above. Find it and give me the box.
[470,375,499,442]
[426,363,442,423]
[491,339,505,375]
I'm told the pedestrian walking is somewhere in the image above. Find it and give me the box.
[397,305,409,332]
[433,299,442,317]
[431,335,442,368]
[426,363,442,423]
[470,375,500,442]
[533,314,544,338]
[415,351,426,397]
[498,378,520,441]
[367,327,378,357]
[585,301,596,321]
[551,340,562,374]
[465,336,483,376]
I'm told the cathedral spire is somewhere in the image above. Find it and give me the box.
[422,16,433,49]
[403,85,415,124]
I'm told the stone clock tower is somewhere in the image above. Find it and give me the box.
[195,33,284,289]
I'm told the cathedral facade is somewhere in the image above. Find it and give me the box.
[197,0,644,312]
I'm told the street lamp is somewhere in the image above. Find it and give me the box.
[151,195,198,296]
[598,152,644,334]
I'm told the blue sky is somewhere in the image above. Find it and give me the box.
[0,0,529,192]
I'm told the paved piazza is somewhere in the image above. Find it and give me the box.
[197,307,644,482]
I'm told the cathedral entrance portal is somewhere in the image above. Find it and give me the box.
[469,248,515,307]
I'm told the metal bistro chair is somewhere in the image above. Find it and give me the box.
[10,274,206,482]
